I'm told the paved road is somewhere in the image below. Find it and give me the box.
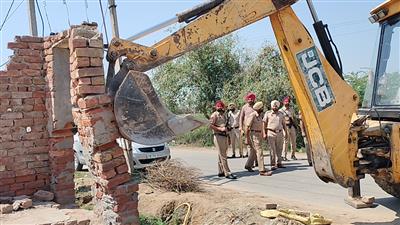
[171,146,400,225]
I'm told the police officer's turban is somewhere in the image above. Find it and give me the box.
[271,100,280,108]
[253,101,264,110]
[215,100,225,109]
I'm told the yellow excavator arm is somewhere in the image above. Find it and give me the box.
[107,0,400,196]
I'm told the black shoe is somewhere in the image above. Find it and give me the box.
[243,155,248,158]
[218,173,224,177]
[291,155,297,160]
[309,162,313,166]
[245,167,255,172]
[225,174,237,179]
[231,155,236,158]
[282,157,288,161]
[277,164,286,168]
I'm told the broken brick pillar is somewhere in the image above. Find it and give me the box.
[44,31,75,204]
[69,25,139,225]
[0,36,51,197]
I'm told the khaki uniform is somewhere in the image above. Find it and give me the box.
[245,111,265,172]
[280,107,297,159]
[210,111,231,176]
[299,113,312,165]
[228,110,243,157]
[263,110,286,167]
[239,104,255,156]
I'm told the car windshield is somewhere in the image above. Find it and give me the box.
[373,17,400,106]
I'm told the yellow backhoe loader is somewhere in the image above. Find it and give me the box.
[105,0,400,208]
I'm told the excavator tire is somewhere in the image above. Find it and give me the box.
[372,176,400,199]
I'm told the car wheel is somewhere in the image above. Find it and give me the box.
[74,152,83,171]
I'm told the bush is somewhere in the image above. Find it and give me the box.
[174,126,213,147]
[140,215,166,225]
[144,160,202,193]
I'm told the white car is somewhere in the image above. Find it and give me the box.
[73,134,170,170]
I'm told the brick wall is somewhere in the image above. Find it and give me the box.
[0,24,139,224]
[0,36,50,197]
[69,25,139,225]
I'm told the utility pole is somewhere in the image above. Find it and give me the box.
[27,0,38,36]
[108,0,120,38]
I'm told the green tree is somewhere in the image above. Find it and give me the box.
[152,36,242,118]
[344,71,368,106]
[222,44,293,110]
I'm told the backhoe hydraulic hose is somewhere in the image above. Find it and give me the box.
[177,0,225,23]
[306,0,343,78]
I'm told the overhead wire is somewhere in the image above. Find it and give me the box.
[35,0,45,36]
[99,0,109,44]
[63,0,71,27]
[0,0,15,32]
[42,0,52,32]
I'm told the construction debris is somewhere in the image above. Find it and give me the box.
[0,204,13,214]
[33,190,55,201]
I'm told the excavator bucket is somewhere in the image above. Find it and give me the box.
[114,70,207,145]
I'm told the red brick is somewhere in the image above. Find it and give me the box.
[15,188,35,196]
[23,98,35,105]
[77,95,99,109]
[23,56,43,63]
[91,76,104,85]
[27,63,42,70]
[11,92,32,99]
[7,62,28,70]
[27,161,48,169]
[78,78,91,85]
[0,92,11,99]
[19,36,43,43]
[70,38,88,50]
[0,171,15,179]
[0,178,15,186]
[15,175,35,183]
[13,119,33,127]
[0,120,13,127]
[13,104,34,112]
[113,200,138,213]
[33,104,46,111]
[21,69,41,77]
[32,91,45,98]
[74,48,104,58]
[11,161,28,170]
[10,99,22,105]
[15,169,36,177]
[24,111,44,118]
[28,43,44,50]
[76,85,105,95]
[71,67,104,78]
[35,154,49,161]
[1,112,23,119]
[0,185,10,193]
[103,173,131,189]
[98,157,127,172]
[100,169,117,179]
[30,147,49,154]
[18,49,41,57]
[116,164,128,174]
[7,42,29,49]
[10,183,24,191]
[10,77,32,84]
[88,39,103,48]
[25,180,44,189]
[90,57,103,67]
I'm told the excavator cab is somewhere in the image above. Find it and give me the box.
[360,1,400,120]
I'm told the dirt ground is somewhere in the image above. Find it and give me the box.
[138,183,334,225]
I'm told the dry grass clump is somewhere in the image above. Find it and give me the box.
[144,159,202,193]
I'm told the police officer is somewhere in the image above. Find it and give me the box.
[280,96,298,161]
[210,100,237,179]
[299,112,312,166]
[263,100,287,170]
[227,103,243,158]
[239,92,256,158]
[245,101,272,176]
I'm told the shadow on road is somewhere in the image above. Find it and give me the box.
[270,162,310,175]
[352,197,400,225]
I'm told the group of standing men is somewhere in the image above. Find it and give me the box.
[209,93,312,179]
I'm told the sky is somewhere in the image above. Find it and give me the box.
[0,0,384,73]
